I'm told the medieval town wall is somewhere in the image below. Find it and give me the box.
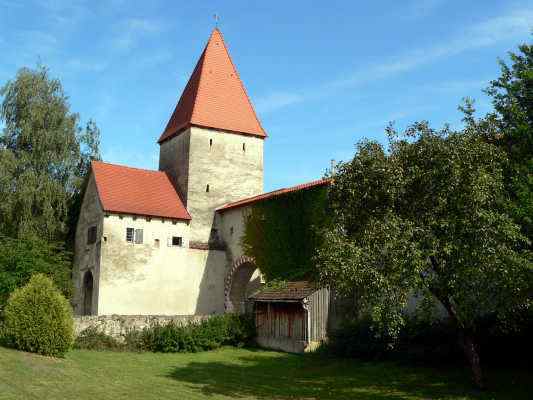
[95,213,227,315]
[72,173,104,315]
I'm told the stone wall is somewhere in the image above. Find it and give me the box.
[160,126,264,243]
[98,213,227,315]
[72,173,104,315]
[73,315,210,339]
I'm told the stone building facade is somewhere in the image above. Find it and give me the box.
[72,28,321,316]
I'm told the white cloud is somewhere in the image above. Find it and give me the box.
[66,58,107,72]
[255,7,532,115]
[403,0,445,19]
[112,18,166,51]
[255,92,304,113]
[333,8,533,88]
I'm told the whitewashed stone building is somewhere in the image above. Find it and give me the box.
[73,28,329,316]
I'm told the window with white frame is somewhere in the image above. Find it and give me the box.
[126,228,143,244]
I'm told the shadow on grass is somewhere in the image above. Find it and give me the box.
[166,349,529,399]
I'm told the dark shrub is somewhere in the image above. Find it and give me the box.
[126,314,255,353]
[326,318,394,360]
[74,327,123,351]
[4,274,74,357]
[395,317,461,363]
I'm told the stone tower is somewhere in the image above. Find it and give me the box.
[158,29,267,243]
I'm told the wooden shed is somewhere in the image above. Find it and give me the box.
[249,281,330,353]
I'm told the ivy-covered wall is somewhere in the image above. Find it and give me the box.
[241,185,329,282]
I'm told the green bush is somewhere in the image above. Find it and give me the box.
[4,274,74,357]
[74,327,123,351]
[126,314,255,353]
[0,322,14,348]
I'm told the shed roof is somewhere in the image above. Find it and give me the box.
[91,161,191,220]
[250,281,318,302]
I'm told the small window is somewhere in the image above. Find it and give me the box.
[135,229,143,244]
[171,236,183,247]
[126,227,134,243]
[242,143,246,152]
[103,236,107,243]
[87,226,97,245]
[209,138,213,147]
[206,184,210,192]
[154,239,160,248]
[230,226,234,236]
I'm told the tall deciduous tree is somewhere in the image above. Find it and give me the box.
[462,42,532,242]
[0,235,72,311]
[316,123,531,388]
[0,65,100,241]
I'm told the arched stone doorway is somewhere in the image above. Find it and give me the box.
[225,256,262,313]
[82,270,94,316]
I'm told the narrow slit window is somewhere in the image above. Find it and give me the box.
[206,184,210,192]
[154,239,160,248]
[209,138,213,148]
[87,226,97,244]
[242,143,246,152]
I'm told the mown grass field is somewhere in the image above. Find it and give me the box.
[0,346,529,400]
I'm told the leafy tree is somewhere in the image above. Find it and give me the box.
[242,185,329,281]
[316,123,531,388]
[462,42,532,242]
[0,65,100,242]
[0,235,72,311]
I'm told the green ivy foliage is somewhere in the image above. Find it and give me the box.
[241,185,329,282]
[4,274,74,357]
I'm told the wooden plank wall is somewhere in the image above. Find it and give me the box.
[255,302,306,340]
[308,287,330,342]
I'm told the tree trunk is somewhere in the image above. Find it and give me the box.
[458,330,484,389]
[425,276,485,390]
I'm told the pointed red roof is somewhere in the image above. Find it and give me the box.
[91,161,191,220]
[158,28,267,144]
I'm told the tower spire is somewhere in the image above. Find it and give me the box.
[158,28,266,144]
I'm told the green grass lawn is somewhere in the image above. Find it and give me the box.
[0,346,529,400]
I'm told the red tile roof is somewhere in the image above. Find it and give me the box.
[216,178,331,213]
[91,161,191,220]
[158,28,266,144]
[249,281,318,301]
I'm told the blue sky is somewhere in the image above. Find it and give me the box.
[1,0,532,191]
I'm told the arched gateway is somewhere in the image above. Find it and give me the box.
[225,256,262,313]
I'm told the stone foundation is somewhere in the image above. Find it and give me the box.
[74,315,210,339]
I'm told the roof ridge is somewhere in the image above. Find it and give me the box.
[92,160,161,174]
[217,178,331,212]
[188,39,209,125]
[214,29,267,137]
